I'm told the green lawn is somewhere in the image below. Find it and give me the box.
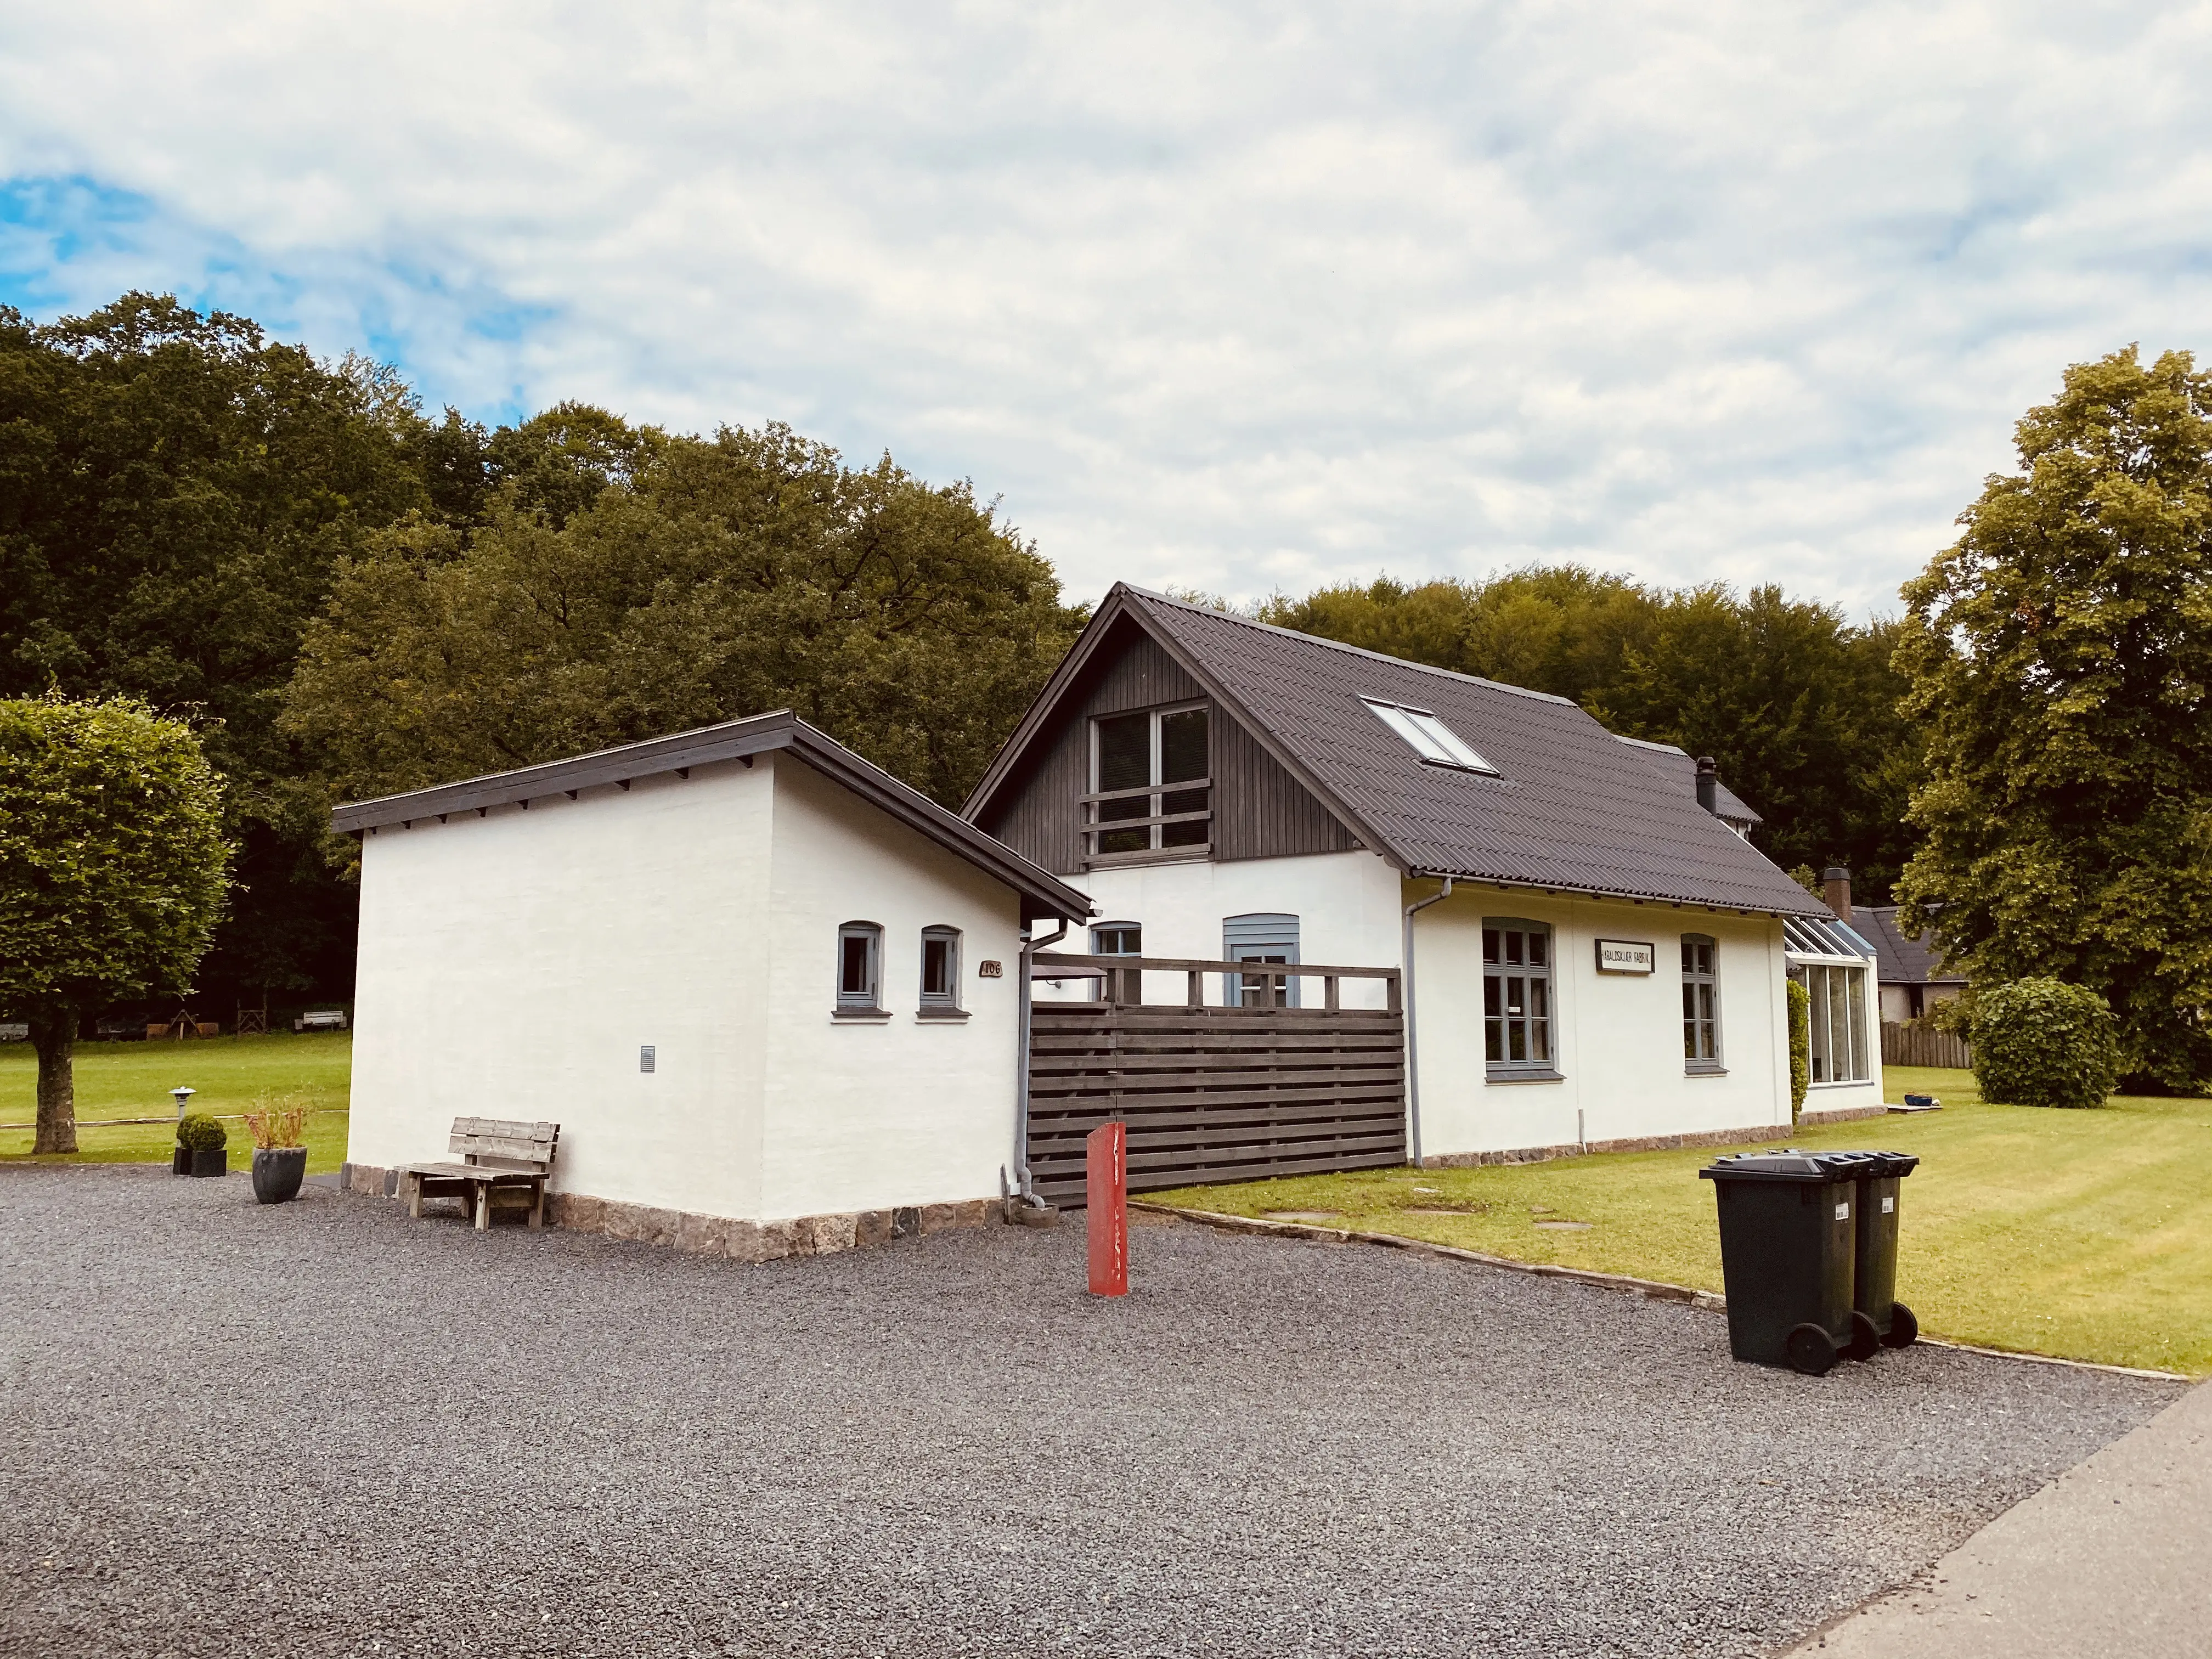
[0,1031,352,1175]
[1153,1067,2212,1378]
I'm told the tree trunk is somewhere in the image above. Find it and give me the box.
[30,1007,78,1155]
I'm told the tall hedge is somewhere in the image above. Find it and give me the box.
[1972,978,2119,1109]
[1786,979,1811,1121]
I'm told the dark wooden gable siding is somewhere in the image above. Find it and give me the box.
[980,615,1362,874]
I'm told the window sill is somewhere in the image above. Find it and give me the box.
[831,1006,891,1022]
[1808,1078,1874,1089]
[1083,845,1212,870]
[1685,1063,1729,1077]
[1485,1068,1566,1085]
[915,1006,971,1022]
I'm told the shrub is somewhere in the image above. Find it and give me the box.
[1786,979,1811,1122]
[1972,978,2120,1109]
[176,1111,227,1150]
[244,1093,308,1150]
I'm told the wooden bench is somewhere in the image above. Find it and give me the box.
[397,1118,560,1231]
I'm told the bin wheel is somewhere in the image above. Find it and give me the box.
[1785,1323,1838,1376]
[1882,1302,1918,1348]
[1845,1311,1882,1362]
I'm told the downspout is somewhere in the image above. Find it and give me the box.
[1401,874,1454,1169]
[1010,915,1069,1207]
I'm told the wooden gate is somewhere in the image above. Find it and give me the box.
[1025,952,1407,1208]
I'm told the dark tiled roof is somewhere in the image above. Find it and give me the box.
[330,710,1094,924]
[1613,735,1763,826]
[1853,906,1965,985]
[980,586,1830,918]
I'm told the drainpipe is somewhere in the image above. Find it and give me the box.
[1011,915,1069,1206]
[1401,875,1454,1170]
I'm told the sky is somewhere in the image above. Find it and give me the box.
[3,3,2209,615]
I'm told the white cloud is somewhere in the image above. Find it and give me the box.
[3,0,2210,613]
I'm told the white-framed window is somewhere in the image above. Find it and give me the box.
[919,926,963,1015]
[1086,704,1210,861]
[1363,698,1497,774]
[1792,961,1872,1084]
[1223,912,1300,1008]
[835,921,882,1014]
[1784,915,1876,1085]
[1483,919,1557,1076]
[1682,934,1722,1071]
[1093,921,1143,1004]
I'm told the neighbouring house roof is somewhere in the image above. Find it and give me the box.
[329,710,1094,924]
[1612,735,1763,827]
[1852,905,1966,986]
[963,585,1832,919]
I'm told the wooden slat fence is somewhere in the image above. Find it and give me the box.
[1026,953,1406,1208]
[1881,1021,1971,1070]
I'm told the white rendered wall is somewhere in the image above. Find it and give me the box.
[348,760,772,1217]
[1039,850,1405,1008]
[1409,886,1799,1157]
[757,759,1027,1220]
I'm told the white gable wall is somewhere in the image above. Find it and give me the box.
[758,758,1026,1220]
[348,759,772,1217]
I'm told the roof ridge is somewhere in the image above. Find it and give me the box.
[1120,585,1579,706]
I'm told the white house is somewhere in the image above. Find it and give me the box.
[963,585,1883,1170]
[335,713,1091,1257]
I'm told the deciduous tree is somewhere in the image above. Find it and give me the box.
[1896,346,2212,1092]
[0,697,229,1152]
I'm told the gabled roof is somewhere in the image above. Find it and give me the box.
[1852,906,1966,985]
[965,585,1830,919]
[331,710,1093,924]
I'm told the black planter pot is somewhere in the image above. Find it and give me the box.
[172,1146,191,1176]
[251,1147,308,1205]
[189,1147,228,1178]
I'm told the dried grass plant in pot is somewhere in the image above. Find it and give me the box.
[244,1094,309,1205]
[176,1111,228,1177]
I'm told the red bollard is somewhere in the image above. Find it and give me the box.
[1085,1120,1128,1297]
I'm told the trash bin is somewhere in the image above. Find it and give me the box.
[1845,1150,1919,1350]
[1700,1152,1866,1375]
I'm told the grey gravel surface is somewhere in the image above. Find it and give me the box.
[0,1166,2182,1659]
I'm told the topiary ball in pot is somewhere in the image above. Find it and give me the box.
[1971,978,2119,1109]
[176,1111,229,1177]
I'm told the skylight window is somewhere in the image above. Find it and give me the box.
[1363,699,1497,774]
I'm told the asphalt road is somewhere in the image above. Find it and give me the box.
[0,1166,2182,1658]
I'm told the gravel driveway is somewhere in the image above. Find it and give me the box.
[0,1166,2181,1659]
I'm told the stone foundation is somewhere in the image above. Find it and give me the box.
[339,1163,1000,1261]
[1422,1104,1895,1169]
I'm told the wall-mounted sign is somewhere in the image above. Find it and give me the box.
[978,960,1004,978]
[1595,939,1656,975]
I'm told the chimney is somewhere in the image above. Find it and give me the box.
[1822,866,1852,921]
[1695,756,1719,817]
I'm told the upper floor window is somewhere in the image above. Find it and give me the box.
[1483,920,1557,1077]
[835,921,883,1015]
[1682,934,1722,1070]
[1364,699,1497,774]
[1086,706,1209,862]
[919,926,963,1015]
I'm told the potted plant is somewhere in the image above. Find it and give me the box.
[176,1113,228,1177]
[245,1094,308,1205]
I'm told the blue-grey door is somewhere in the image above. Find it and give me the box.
[1223,913,1300,1008]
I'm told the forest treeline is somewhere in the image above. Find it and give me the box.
[1,293,1914,1003]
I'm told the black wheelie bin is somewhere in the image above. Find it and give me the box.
[1844,1150,1920,1350]
[1699,1151,1865,1375]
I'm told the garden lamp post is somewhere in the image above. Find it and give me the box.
[171,1085,195,1118]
